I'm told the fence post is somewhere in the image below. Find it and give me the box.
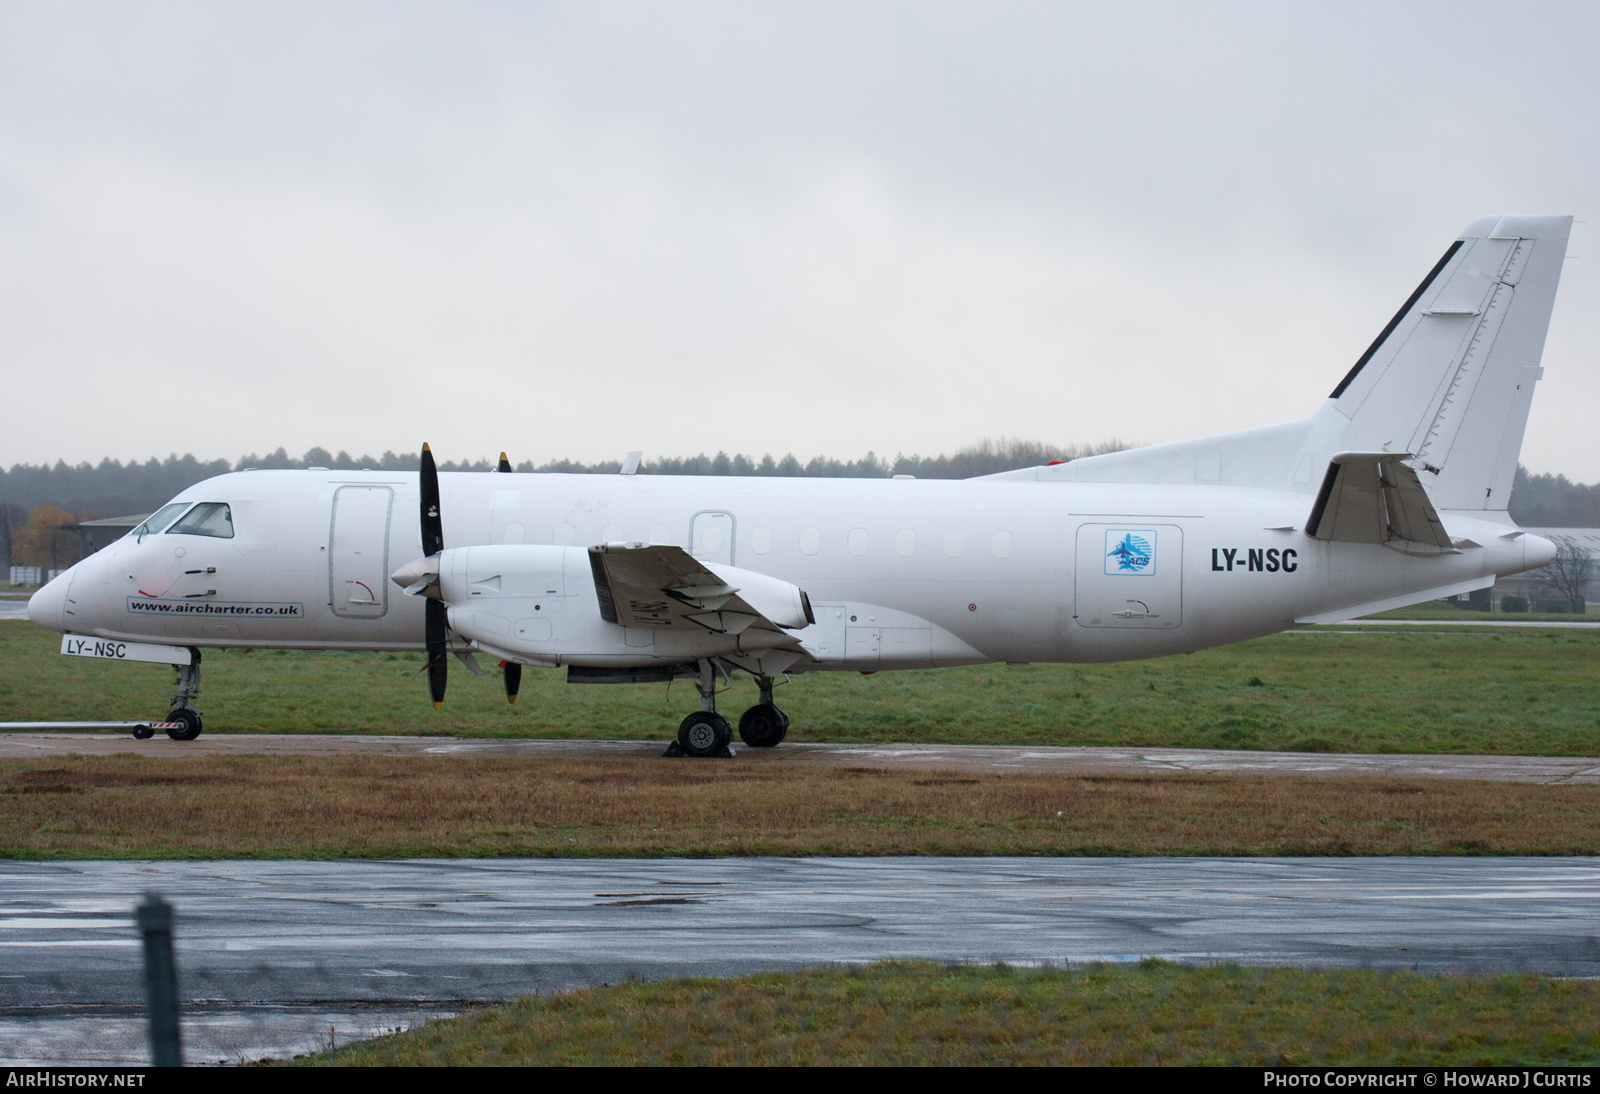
[136,892,183,1067]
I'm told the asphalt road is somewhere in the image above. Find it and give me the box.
[5,731,1599,783]
[7,856,1600,1063]
[13,856,1600,1006]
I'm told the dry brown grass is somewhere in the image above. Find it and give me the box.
[4,753,1598,857]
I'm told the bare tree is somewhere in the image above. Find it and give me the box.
[1542,535,1594,612]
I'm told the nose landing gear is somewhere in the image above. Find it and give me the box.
[138,650,203,741]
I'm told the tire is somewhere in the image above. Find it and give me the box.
[132,724,155,740]
[165,708,203,741]
[738,704,788,748]
[677,711,731,757]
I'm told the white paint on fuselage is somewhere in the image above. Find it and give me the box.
[41,468,1540,670]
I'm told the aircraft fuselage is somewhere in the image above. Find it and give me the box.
[33,468,1541,671]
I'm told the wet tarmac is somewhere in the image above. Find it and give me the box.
[3,731,1598,784]
[5,856,1599,1064]
[0,1006,456,1067]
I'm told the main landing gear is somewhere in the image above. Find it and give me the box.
[737,674,788,749]
[669,662,788,758]
[134,651,204,741]
[675,660,733,758]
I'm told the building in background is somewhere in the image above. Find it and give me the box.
[1478,527,1599,612]
[58,514,149,560]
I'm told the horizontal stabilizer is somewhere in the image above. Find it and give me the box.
[1295,575,1494,625]
[1304,453,1451,549]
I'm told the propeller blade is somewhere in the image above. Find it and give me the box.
[420,443,444,558]
[425,598,448,709]
[503,661,521,704]
[498,452,512,473]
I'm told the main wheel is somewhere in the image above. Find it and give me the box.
[677,711,731,757]
[738,704,788,748]
[165,708,202,741]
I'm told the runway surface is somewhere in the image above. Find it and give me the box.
[4,856,1599,1063]
[3,730,1598,784]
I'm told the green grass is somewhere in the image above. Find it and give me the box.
[3,624,1599,754]
[297,960,1600,1066]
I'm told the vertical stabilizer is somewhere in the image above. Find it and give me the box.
[1328,215,1571,511]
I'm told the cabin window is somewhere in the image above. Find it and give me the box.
[602,524,623,542]
[167,502,234,539]
[848,528,869,556]
[944,530,964,558]
[800,528,821,555]
[895,529,916,557]
[991,530,1013,558]
[649,524,672,545]
[553,523,575,546]
[134,503,191,539]
[752,527,773,555]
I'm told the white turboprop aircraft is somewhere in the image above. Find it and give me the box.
[28,214,1571,756]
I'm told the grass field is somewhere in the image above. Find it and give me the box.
[4,624,1599,755]
[5,753,1597,858]
[297,960,1600,1066]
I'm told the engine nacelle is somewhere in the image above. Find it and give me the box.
[434,545,810,665]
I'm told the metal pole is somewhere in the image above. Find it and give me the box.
[136,892,183,1067]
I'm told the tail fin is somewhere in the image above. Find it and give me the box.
[1329,214,1571,511]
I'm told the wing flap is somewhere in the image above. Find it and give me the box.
[588,542,811,638]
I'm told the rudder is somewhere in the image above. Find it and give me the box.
[1328,214,1572,511]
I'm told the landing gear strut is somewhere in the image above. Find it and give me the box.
[163,651,203,741]
[737,675,788,748]
[675,659,732,758]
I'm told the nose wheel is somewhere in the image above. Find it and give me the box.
[164,707,203,741]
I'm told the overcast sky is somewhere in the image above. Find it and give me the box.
[3,1,1597,477]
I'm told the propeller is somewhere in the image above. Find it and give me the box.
[497,451,519,702]
[419,443,448,709]
[393,443,523,708]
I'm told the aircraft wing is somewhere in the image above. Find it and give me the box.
[586,543,814,638]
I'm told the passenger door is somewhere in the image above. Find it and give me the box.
[328,486,394,618]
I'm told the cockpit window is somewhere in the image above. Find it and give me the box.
[133,503,192,539]
[166,502,234,539]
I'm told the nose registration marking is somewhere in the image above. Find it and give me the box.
[59,636,193,666]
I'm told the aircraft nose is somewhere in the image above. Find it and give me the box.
[27,572,70,632]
